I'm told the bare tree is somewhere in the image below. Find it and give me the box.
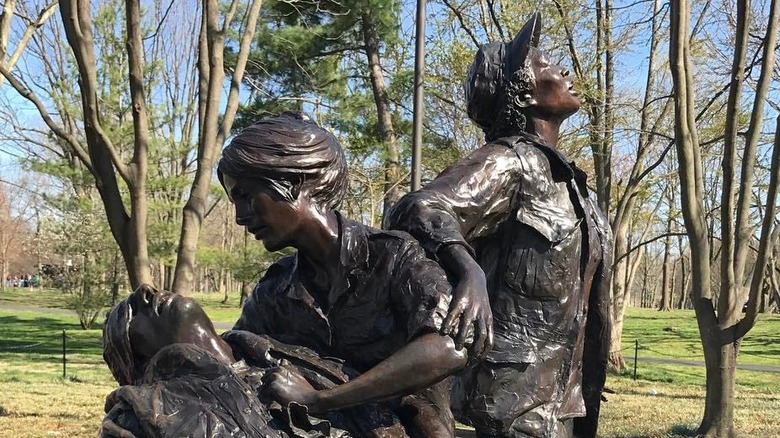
[669,0,780,436]
[659,186,677,311]
[0,0,58,86]
[171,0,263,294]
[1,0,263,293]
[360,11,402,220]
[602,0,673,369]
[0,182,33,289]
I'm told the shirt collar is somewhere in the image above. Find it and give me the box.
[329,211,370,307]
[500,133,591,197]
[283,212,370,311]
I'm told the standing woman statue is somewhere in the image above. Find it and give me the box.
[217,111,487,437]
[387,12,613,438]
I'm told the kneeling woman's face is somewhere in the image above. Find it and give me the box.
[222,173,305,252]
[127,286,232,366]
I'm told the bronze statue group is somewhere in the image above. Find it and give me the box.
[98,13,612,438]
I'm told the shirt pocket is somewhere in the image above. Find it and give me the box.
[503,219,582,302]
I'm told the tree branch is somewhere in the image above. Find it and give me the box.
[0,1,59,87]
[217,0,263,146]
[440,0,480,48]
[0,63,92,172]
[734,116,780,339]
[59,0,131,183]
[484,0,504,41]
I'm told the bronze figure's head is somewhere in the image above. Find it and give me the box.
[465,12,580,141]
[103,284,232,385]
[217,112,347,251]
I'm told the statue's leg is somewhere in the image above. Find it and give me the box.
[398,379,456,438]
[463,361,563,438]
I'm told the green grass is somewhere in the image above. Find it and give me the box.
[599,375,780,437]
[0,309,110,385]
[0,287,73,309]
[186,291,243,324]
[0,308,115,437]
[615,308,780,389]
[619,307,780,367]
[0,286,243,324]
[0,293,778,437]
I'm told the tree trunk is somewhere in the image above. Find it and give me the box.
[678,253,689,309]
[605,0,665,369]
[164,264,173,290]
[171,0,262,295]
[601,0,614,213]
[660,216,674,310]
[361,12,400,221]
[641,253,653,308]
[669,0,780,435]
[607,322,626,371]
[698,326,739,437]
[0,259,6,292]
[59,0,153,291]
[172,1,224,295]
[608,231,629,370]
[240,280,251,307]
[671,261,678,306]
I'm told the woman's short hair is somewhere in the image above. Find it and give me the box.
[217,112,347,210]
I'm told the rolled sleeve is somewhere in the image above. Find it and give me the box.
[390,243,474,346]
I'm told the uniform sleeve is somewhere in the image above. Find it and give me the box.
[387,144,523,259]
[389,241,474,346]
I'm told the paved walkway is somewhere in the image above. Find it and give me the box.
[3,302,779,373]
[632,356,780,373]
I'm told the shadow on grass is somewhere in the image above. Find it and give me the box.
[604,424,698,438]
[8,410,92,420]
[618,387,703,401]
[0,315,103,356]
[457,424,699,438]
[667,424,698,436]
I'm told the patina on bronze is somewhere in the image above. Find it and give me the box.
[387,12,613,438]
[100,284,409,437]
[100,114,486,437]
[216,112,481,437]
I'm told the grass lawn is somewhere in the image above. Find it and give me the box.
[616,308,780,390]
[0,287,74,310]
[0,287,243,325]
[0,290,778,437]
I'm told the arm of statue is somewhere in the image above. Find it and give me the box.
[387,144,522,255]
[264,332,467,414]
[574,200,614,438]
[438,244,492,358]
[387,144,521,358]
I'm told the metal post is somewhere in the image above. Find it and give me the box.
[62,330,66,379]
[411,0,427,191]
[633,339,638,381]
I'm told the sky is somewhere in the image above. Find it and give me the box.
[1,0,778,208]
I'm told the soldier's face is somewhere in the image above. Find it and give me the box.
[527,49,580,118]
[127,286,216,362]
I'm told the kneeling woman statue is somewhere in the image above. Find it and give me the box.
[100,112,485,438]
